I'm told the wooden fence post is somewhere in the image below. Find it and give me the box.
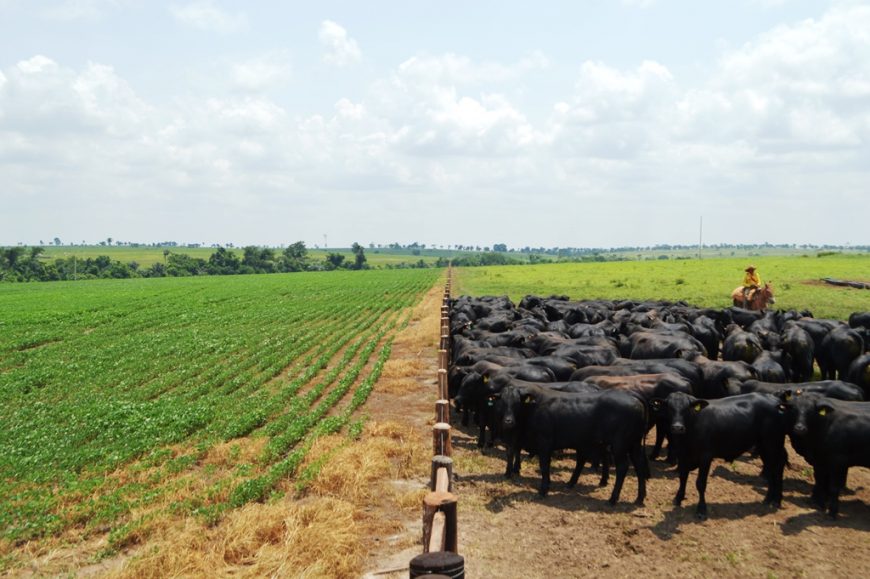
[430,455,453,492]
[437,368,448,400]
[422,491,458,554]
[436,399,450,424]
[432,423,451,456]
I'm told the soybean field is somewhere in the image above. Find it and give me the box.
[0,269,438,562]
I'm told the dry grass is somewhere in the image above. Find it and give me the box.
[111,419,428,578]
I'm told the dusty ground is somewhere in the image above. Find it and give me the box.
[362,283,870,579]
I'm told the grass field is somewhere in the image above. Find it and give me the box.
[452,254,870,320]
[0,269,438,571]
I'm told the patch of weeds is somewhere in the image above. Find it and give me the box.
[725,550,742,567]
[228,444,241,461]
[675,278,686,285]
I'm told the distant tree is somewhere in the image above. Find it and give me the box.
[351,242,367,270]
[325,252,345,270]
[493,243,507,252]
[53,237,61,246]
[282,241,309,272]
[208,247,241,274]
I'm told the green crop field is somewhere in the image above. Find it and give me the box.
[0,269,439,556]
[453,254,870,320]
[38,245,446,268]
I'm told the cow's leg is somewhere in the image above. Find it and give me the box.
[630,443,648,506]
[674,461,689,506]
[695,458,712,519]
[567,450,586,488]
[762,449,785,508]
[538,449,552,497]
[608,451,630,505]
[598,449,610,487]
[650,424,665,460]
[828,465,849,519]
[810,464,828,510]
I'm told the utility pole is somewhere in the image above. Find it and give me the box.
[698,216,703,260]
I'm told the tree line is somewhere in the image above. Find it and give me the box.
[0,243,378,282]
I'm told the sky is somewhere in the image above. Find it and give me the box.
[1,0,869,249]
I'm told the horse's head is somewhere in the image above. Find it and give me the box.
[762,282,775,305]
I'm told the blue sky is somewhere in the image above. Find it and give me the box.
[1,0,868,248]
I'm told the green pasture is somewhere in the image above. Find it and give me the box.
[453,254,870,320]
[0,268,439,548]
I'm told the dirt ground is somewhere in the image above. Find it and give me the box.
[361,286,870,579]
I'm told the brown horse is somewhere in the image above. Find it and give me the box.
[731,282,775,311]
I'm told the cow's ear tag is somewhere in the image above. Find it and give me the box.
[523,395,533,404]
[818,407,827,416]
[483,375,489,384]
[784,392,792,401]
[693,402,703,412]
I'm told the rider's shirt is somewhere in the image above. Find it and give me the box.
[743,271,761,287]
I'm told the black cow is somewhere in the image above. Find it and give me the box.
[742,379,864,402]
[751,350,786,383]
[628,331,707,360]
[577,373,692,462]
[692,357,757,398]
[783,392,870,517]
[848,354,870,398]
[500,385,649,504]
[818,326,864,380]
[454,364,556,448]
[656,391,788,518]
[781,323,815,382]
[848,312,870,330]
[496,381,600,478]
[722,325,764,364]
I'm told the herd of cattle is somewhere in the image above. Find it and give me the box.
[447,295,870,519]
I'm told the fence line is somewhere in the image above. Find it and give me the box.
[409,266,465,578]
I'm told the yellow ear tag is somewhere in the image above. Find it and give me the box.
[693,403,703,413]
[523,395,533,404]
[818,408,827,417]
[785,392,792,401]
[483,375,489,383]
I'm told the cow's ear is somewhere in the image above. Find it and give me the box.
[693,400,709,413]
[818,404,834,417]
[650,399,664,410]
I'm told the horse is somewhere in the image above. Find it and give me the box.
[731,282,775,311]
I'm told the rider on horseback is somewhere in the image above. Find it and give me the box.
[742,265,761,308]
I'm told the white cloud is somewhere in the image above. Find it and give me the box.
[318,20,361,67]
[231,52,291,92]
[40,0,126,21]
[397,51,548,85]
[170,1,247,34]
